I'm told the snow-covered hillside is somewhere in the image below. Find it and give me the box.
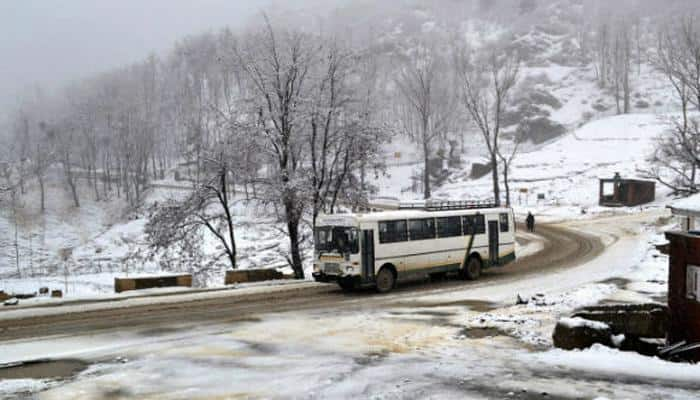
[375,113,671,214]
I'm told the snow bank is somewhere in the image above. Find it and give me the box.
[526,344,700,383]
[0,379,51,398]
[558,317,609,330]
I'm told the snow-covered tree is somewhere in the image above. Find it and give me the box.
[645,16,700,194]
[395,44,456,200]
[456,47,520,206]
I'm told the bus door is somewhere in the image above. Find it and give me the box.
[361,230,375,282]
[488,220,499,266]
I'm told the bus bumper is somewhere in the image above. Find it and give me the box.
[313,272,362,286]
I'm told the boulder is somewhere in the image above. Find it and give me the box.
[517,117,566,144]
[618,337,664,357]
[470,163,492,180]
[553,317,613,350]
[3,297,19,307]
[635,100,650,109]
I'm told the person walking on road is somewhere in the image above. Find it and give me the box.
[526,212,535,233]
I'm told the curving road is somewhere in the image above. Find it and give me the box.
[0,222,605,342]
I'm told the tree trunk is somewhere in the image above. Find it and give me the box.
[623,51,631,114]
[37,174,45,213]
[285,199,304,279]
[13,194,21,278]
[503,163,511,206]
[491,153,500,206]
[221,169,237,270]
[63,161,80,208]
[92,165,100,202]
[423,138,431,200]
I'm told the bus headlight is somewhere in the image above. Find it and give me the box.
[345,266,354,273]
[313,264,320,272]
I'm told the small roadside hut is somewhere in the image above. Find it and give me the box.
[599,173,655,207]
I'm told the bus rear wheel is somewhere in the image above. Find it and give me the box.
[375,267,396,294]
[462,256,482,281]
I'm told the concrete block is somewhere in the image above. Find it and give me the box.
[573,303,668,338]
[553,318,613,350]
[225,268,284,285]
[114,274,193,293]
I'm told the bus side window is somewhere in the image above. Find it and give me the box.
[408,218,436,241]
[499,213,509,232]
[437,216,462,238]
[379,220,408,244]
[475,215,485,234]
[463,214,485,235]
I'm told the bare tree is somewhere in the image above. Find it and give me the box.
[308,39,390,224]
[594,19,611,87]
[456,48,520,206]
[644,16,700,194]
[146,138,241,270]
[32,122,54,212]
[595,15,634,114]
[395,45,456,199]
[613,19,633,114]
[497,136,522,207]
[42,118,80,208]
[237,17,315,279]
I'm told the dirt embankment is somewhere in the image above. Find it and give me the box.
[0,223,604,341]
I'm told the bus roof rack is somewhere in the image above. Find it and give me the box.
[398,200,499,211]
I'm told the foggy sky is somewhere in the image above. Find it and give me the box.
[0,0,278,122]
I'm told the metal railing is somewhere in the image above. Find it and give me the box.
[398,200,498,211]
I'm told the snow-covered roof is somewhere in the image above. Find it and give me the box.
[668,193,700,217]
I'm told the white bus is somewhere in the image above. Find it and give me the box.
[312,201,516,293]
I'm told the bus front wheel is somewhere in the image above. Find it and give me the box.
[463,256,482,281]
[375,266,396,294]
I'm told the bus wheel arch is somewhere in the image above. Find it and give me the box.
[375,264,397,293]
[463,253,483,281]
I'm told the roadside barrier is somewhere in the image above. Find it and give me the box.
[225,268,287,285]
[115,274,192,293]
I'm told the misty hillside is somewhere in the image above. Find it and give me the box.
[0,0,697,294]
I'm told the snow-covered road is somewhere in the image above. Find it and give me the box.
[3,209,700,399]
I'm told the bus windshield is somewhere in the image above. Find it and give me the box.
[314,226,359,255]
